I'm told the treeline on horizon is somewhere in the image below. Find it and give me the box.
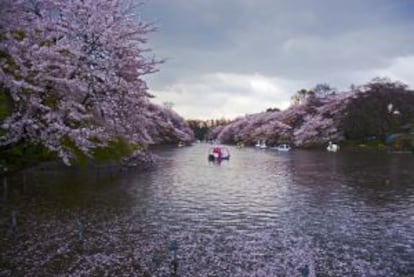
[203,77,414,150]
[0,0,194,174]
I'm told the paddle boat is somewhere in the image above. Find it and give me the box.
[274,144,291,152]
[327,141,340,152]
[255,140,267,149]
[208,146,230,161]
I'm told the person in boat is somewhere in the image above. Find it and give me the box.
[214,147,222,159]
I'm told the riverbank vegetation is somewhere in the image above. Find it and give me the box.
[0,0,193,174]
[209,78,414,151]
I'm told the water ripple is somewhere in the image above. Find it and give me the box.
[1,144,413,276]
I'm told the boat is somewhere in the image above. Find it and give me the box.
[255,140,267,149]
[178,141,185,147]
[274,144,291,152]
[208,146,230,161]
[327,141,339,152]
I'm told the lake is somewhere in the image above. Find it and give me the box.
[1,144,413,276]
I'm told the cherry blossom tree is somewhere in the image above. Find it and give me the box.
[144,103,194,144]
[211,78,414,148]
[0,0,192,168]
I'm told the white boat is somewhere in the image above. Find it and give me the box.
[255,140,267,149]
[327,141,339,152]
[274,144,291,152]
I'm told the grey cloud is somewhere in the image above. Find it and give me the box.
[141,0,414,118]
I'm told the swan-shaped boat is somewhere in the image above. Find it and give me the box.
[255,140,267,149]
[327,141,339,152]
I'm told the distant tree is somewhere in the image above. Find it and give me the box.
[349,84,357,91]
[312,83,336,98]
[186,119,209,141]
[342,78,414,141]
[290,88,315,106]
[363,77,408,91]
[293,95,348,146]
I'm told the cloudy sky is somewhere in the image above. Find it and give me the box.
[139,0,414,120]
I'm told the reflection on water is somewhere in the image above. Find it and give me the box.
[1,144,413,276]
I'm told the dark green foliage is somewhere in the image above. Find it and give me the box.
[91,139,141,163]
[0,137,142,174]
[342,79,414,143]
[59,136,89,167]
[0,90,12,121]
[10,29,26,41]
[0,49,19,77]
[0,142,56,174]
[186,121,207,141]
[186,119,230,141]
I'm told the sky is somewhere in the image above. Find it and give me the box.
[139,0,414,120]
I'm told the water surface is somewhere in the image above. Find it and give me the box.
[1,144,413,276]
